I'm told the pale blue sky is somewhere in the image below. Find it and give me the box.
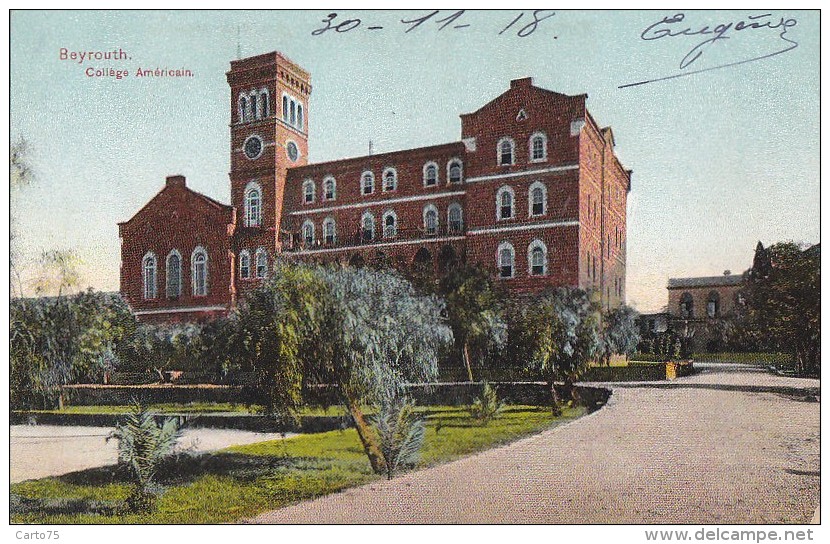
[10,10,819,311]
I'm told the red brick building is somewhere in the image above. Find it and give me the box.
[119,51,631,322]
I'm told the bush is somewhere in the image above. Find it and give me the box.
[371,394,426,480]
[468,382,503,424]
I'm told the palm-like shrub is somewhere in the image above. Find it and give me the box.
[469,382,503,424]
[107,403,182,511]
[371,395,426,480]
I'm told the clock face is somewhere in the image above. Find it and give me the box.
[286,141,299,162]
[244,135,263,160]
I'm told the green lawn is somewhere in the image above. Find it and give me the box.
[11,404,584,524]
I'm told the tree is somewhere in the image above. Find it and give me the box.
[10,137,34,298]
[438,263,506,381]
[522,288,602,414]
[313,266,453,475]
[737,242,820,376]
[599,305,641,365]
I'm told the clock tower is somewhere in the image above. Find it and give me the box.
[226,52,311,268]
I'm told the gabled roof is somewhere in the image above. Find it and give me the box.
[460,78,585,118]
[119,177,232,226]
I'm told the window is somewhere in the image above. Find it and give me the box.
[255,248,268,278]
[447,159,463,184]
[707,291,720,318]
[239,95,248,122]
[383,210,397,238]
[530,133,548,162]
[361,171,375,195]
[282,93,304,130]
[423,162,438,186]
[259,89,269,118]
[251,91,259,119]
[290,101,296,125]
[302,179,315,204]
[282,95,289,122]
[239,250,251,279]
[498,137,515,166]
[166,250,181,298]
[528,240,547,276]
[323,217,336,245]
[142,252,157,299]
[423,204,438,236]
[497,242,515,279]
[302,220,315,247]
[361,212,375,242]
[192,247,208,296]
[244,182,262,227]
[680,292,694,318]
[323,176,336,200]
[383,168,397,192]
[496,186,515,220]
[297,104,303,131]
[448,203,463,233]
[529,181,547,216]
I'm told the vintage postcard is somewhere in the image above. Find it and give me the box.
[8,8,820,534]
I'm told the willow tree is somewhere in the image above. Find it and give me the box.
[315,266,453,475]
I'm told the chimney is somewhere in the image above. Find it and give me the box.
[723,270,731,276]
[510,77,533,89]
[166,175,186,188]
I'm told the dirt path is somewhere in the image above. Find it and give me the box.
[10,426,296,483]
[250,364,820,524]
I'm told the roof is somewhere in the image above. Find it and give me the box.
[667,275,744,289]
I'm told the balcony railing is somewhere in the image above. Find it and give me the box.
[285,224,466,252]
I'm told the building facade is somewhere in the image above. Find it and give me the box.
[119,51,631,322]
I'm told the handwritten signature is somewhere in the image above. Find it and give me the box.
[620,12,799,89]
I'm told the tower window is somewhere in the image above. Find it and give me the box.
[142,252,157,300]
[297,104,304,131]
[239,250,251,279]
[282,93,303,130]
[255,248,268,278]
[166,250,181,298]
[192,247,208,297]
[498,137,515,166]
[361,171,375,195]
[245,182,262,227]
[423,162,438,186]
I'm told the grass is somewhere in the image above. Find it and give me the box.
[11,404,583,524]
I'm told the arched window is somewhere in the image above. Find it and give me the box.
[498,137,515,166]
[239,250,251,279]
[255,248,268,279]
[361,171,375,195]
[423,204,439,236]
[323,176,336,200]
[448,203,463,233]
[497,242,515,279]
[142,252,157,299]
[529,181,547,217]
[244,182,262,227]
[297,104,304,131]
[239,95,248,122]
[528,240,548,276]
[290,100,296,126]
[166,250,181,298]
[302,220,315,247]
[302,179,315,204]
[323,217,336,245]
[250,91,259,120]
[191,247,208,297]
[680,292,694,318]
[423,162,438,186]
[361,212,375,242]
[383,167,397,192]
[707,291,720,318]
[383,210,397,238]
[282,95,289,122]
[529,132,547,162]
[496,186,515,220]
[259,89,269,118]
[447,159,463,184]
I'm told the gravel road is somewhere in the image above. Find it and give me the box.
[249,363,819,524]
